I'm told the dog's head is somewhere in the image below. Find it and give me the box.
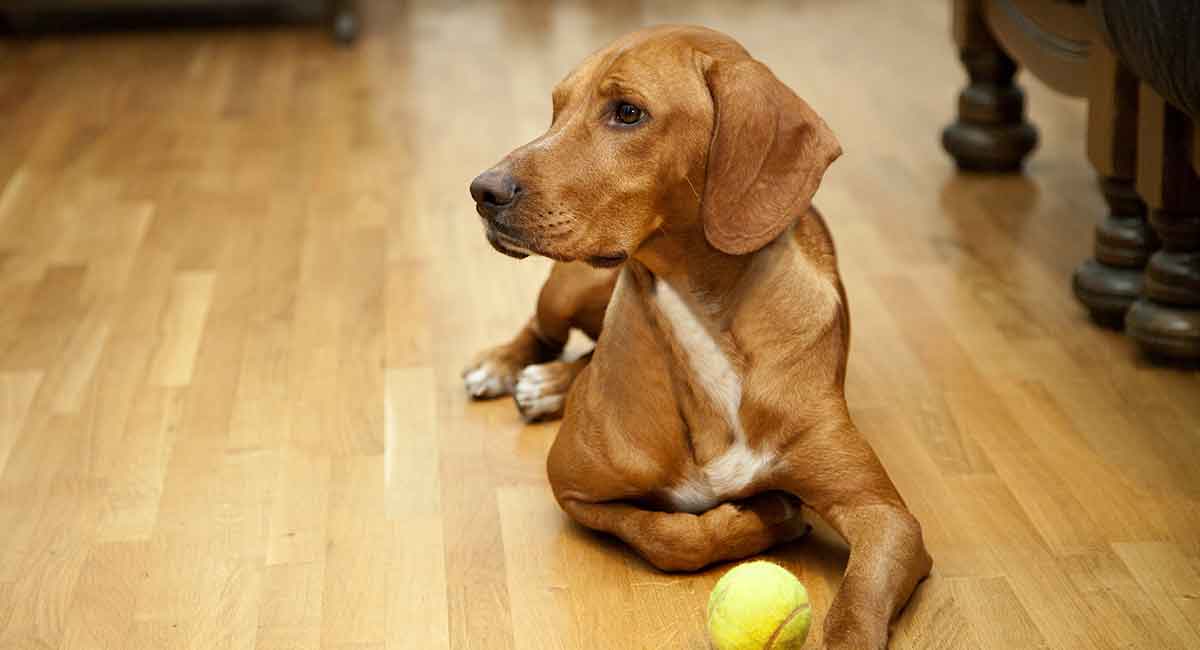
[469,25,841,265]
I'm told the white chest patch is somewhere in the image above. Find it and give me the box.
[653,278,773,514]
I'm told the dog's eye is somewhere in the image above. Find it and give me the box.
[615,103,643,125]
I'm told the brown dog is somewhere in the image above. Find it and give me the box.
[463,25,931,649]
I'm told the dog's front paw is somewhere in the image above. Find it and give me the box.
[513,360,581,421]
[462,353,524,399]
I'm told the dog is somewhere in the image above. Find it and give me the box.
[463,25,931,649]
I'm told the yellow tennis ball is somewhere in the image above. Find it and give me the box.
[707,561,811,650]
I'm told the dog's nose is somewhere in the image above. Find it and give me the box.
[469,170,521,213]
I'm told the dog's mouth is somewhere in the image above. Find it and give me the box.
[481,219,627,268]
[586,252,628,268]
[485,228,533,260]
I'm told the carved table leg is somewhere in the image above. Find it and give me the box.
[942,0,1037,171]
[1073,48,1154,326]
[1125,85,1200,360]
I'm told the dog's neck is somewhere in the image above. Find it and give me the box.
[632,225,762,313]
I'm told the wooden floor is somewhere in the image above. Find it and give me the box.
[1,1,1199,648]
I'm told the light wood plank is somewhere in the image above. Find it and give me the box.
[383,367,450,649]
[946,576,1046,648]
[320,456,392,648]
[148,272,215,388]
[60,542,147,650]
[498,485,572,650]
[95,387,186,543]
[0,371,41,478]
[1114,542,1200,647]
[256,563,324,650]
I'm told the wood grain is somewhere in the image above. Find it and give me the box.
[0,1,1197,648]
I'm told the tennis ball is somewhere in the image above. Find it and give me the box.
[707,561,811,649]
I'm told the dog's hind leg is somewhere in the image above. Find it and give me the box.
[557,492,809,572]
[463,262,616,401]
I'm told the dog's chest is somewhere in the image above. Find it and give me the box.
[651,278,772,513]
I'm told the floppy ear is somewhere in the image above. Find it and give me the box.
[701,58,842,255]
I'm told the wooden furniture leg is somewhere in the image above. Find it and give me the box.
[330,0,357,44]
[1073,45,1155,325]
[1125,85,1200,359]
[942,0,1037,172]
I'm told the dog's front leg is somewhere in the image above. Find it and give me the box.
[462,316,562,398]
[463,262,614,402]
[773,417,932,650]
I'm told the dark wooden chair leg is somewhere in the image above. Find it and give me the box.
[1074,178,1154,325]
[942,0,1037,171]
[331,0,357,44]
[1073,48,1155,326]
[3,9,38,32]
[1125,85,1200,360]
